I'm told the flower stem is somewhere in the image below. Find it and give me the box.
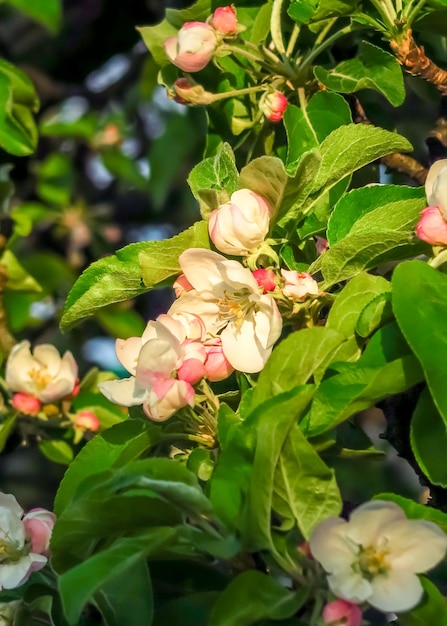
[209,84,267,103]
[299,25,356,74]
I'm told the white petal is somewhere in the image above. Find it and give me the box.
[5,341,35,393]
[253,296,282,349]
[0,494,23,520]
[116,337,142,374]
[32,344,62,375]
[369,570,423,612]
[426,159,447,205]
[309,517,355,573]
[219,258,259,291]
[386,519,447,573]
[328,569,372,604]
[179,248,229,291]
[221,319,270,373]
[346,500,405,547]
[136,336,181,384]
[0,556,33,590]
[168,292,223,335]
[98,377,145,406]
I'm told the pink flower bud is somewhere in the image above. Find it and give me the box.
[75,410,100,432]
[259,91,288,122]
[173,273,194,298]
[209,189,272,256]
[211,5,238,35]
[253,268,276,293]
[415,205,447,246]
[144,379,195,422]
[204,338,234,382]
[322,599,362,626]
[11,393,41,416]
[281,269,319,301]
[172,78,213,105]
[23,508,56,557]
[164,22,218,72]
[315,236,329,255]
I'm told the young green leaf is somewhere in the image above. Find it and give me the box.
[314,42,405,106]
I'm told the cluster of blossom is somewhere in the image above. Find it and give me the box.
[99,188,321,422]
[0,493,55,592]
[163,6,288,122]
[4,341,99,436]
[310,500,447,623]
[415,159,447,245]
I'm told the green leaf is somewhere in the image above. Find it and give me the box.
[314,42,405,106]
[209,571,308,626]
[153,592,219,626]
[0,250,42,292]
[35,153,73,206]
[0,59,39,157]
[139,220,210,287]
[397,577,447,626]
[327,184,426,246]
[373,492,447,534]
[38,440,74,465]
[60,221,209,329]
[59,529,174,625]
[274,422,342,538]
[284,92,352,173]
[287,0,318,23]
[251,326,346,410]
[54,420,160,515]
[356,292,393,338]
[278,124,413,230]
[0,415,17,453]
[410,388,447,487]
[241,387,316,550]
[187,143,239,217]
[94,559,153,626]
[5,0,61,31]
[325,272,391,360]
[100,148,150,190]
[310,230,425,288]
[313,0,361,19]
[238,155,289,217]
[393,261,447,427]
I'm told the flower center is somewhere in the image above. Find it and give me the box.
[355,544,391,580]
[27,366,52,391]
[0,537,25,564]
[217,290,253,329]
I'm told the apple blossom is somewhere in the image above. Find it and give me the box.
[309,500,447,613]
[173,273,194,298]
[5,341,78,403]
[281,270,319,301]
[323,599,362,626]
[259,90,288,122]
[425,159,447,219]
[0,493,54,590]
[208,189,272,256]
[415,206,447,246]
[164,22,218,73]
[11,393,41,416]
[168,249,283,373]
[315,236,329,255]
[99,318,204,421]
[210,5,238,35]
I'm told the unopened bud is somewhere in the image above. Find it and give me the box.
[415,206,447,246]
[75,410,100,432]
[173,78,213,105]
[253,268,276,293]
[210,5,238,36]
[11,393,41,416]
[259,90,288,122]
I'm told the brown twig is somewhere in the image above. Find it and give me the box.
[390,29,447,97]
[354,99,428,184]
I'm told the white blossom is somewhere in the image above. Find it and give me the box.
[309,500,447,613]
